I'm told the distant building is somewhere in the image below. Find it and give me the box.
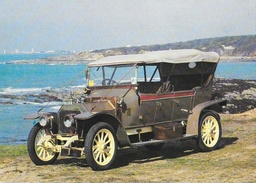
[222,45,235,56]
[222,45,235,50]
[45,50,55,53]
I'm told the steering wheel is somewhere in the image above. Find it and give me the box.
[102,79,117,85]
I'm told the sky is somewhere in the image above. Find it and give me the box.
[0,0,255,53]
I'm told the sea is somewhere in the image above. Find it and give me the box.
[0,53,255,145]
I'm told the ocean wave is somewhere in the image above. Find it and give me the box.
[0,87,51,95]
[69,85,86,88]
[17,101,64,106]
[0,85,85,106]
[0,85,86,95]
[63,63,79,66]
[0,97,64,106]
[0,60,30,64]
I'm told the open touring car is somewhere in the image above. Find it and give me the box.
[24,49,226,170]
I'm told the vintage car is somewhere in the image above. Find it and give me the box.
[24,49,226,170]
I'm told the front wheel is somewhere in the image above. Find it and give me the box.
[197,112,222,152]
[27,124,59,165]
[85,122,117,170]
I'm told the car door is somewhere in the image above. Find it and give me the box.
[139,92,174,125]
[171,91,194,121]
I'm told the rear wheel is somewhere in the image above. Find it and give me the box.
[197,112,222,152]
[27,124,59,165]
[85,122,117,170]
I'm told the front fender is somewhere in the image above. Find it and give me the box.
[75,111,131,147]
[186,99,227,135]
[74,111,97,120]
[23,112,40,120]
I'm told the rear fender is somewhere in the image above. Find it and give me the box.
[75,112,131,147]
[186,99,227,135]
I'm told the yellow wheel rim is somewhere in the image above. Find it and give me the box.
[92,129,115,166]
[201,116,220,148]
[35,129,55,161]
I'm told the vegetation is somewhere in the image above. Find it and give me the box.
[0,144,27,159]
[92,35,256,57]
[0,111,255,182]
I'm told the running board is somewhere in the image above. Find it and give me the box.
[131,135,197,147]
[131,140,165,147]
[182,134,197,140]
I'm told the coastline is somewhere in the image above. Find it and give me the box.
[213,78,256,113]
[1,78,255,114]
[0,78,254,149]
[2,53,256,65]
[219,56,256,62]
[0,53,255,146]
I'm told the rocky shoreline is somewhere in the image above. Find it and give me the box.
[0,78,255,114]
[5,52,103,65]
[213,78,256,113]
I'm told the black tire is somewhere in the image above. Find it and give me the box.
[197,112,222,152]
[85,122,117,170]
[145,143,164,151]
[27,124,59,165]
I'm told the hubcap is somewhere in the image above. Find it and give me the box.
[201,116,219,147]
[35,129,55,161]
[92,129,115,166]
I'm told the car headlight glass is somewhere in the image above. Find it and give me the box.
[64,115,74,128]
[39,116,47,126]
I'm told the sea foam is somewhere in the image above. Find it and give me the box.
[0,87,51,95]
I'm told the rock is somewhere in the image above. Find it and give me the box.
[224,91,243,100]
[247,105,254,110]
[0,101,14,105]
[1,78,255,114]
[213,78,256,113]
[78,52,104,60]
[241,87,256,99]
[33,99,43,103]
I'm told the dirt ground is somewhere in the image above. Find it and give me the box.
[0,109,255,183]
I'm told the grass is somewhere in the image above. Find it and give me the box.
[0,144,27,158]
[0,112,256,182]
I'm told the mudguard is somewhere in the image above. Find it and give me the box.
[74,111,97,120]
[23,112,40,120]
[186,99,227,135]
[75,111,131,147]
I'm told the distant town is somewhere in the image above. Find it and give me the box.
[1,48,76,54]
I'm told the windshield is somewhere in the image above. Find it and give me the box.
[87,61,216,91]
[87,64,160,87]
[88,65,137,87]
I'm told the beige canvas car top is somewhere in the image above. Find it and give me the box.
[87,49,219,67]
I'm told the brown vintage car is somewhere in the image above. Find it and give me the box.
[24,49,226,170]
